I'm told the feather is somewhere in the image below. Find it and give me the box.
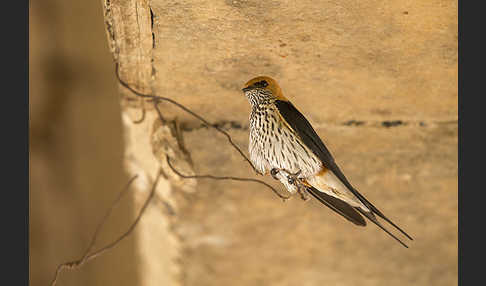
[306,186,366,226]
[275,99,413,242]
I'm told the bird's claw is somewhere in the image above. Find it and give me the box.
[270,168,280,180]
[284,169,302,186]
[269,168,309,201]
[279,169,309,201]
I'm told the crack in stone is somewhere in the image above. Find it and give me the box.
[149,7,157,78]
[381,120,405,127]
[178,119,457,132]
[180,121,249,132]
[150,7,155,49]
[103,0,117,58]
[343,120,365,126]
[341,119,457,128]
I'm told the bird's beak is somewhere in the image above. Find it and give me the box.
[242,86,252,92]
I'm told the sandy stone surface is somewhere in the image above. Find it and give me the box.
[174,123,457,286]
[30,0,457,285]
[148,1,457,285]
[151,0,457,126]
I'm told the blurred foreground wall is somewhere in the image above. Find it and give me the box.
[30,0,457,285]
[29,0,139,285]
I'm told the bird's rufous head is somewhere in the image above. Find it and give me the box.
[242,76,288,105]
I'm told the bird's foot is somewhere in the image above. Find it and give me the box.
[284,170,309,201]
[284,169,302,186]
[269,168,308,199]
[270,168,280,180]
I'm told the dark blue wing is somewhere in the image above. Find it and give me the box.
[274,100,412,242]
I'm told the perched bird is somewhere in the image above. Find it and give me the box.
[242,76,413,248]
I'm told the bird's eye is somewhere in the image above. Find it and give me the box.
[255,80,268,88]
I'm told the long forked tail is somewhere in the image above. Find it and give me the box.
[354,190,414,241]
[356,208,410,248]
[306,185,413,248]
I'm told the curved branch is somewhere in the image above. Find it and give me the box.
[115,62,259,175]
[166,155,289,201]
[50,173,161,286]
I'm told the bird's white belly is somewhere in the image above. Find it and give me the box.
[249,118,322,178]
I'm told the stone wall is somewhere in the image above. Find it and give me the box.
[30,0,457,285]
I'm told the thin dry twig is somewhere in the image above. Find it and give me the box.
[166,155,290,200]
[115,62,258,174]
[116,61,289,201]
[82,175,138,257]
[50,61,290,285]
[50,173,161,286]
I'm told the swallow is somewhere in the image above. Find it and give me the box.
[242,76,413,248]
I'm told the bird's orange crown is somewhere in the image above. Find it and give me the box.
[242,76,289,102]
